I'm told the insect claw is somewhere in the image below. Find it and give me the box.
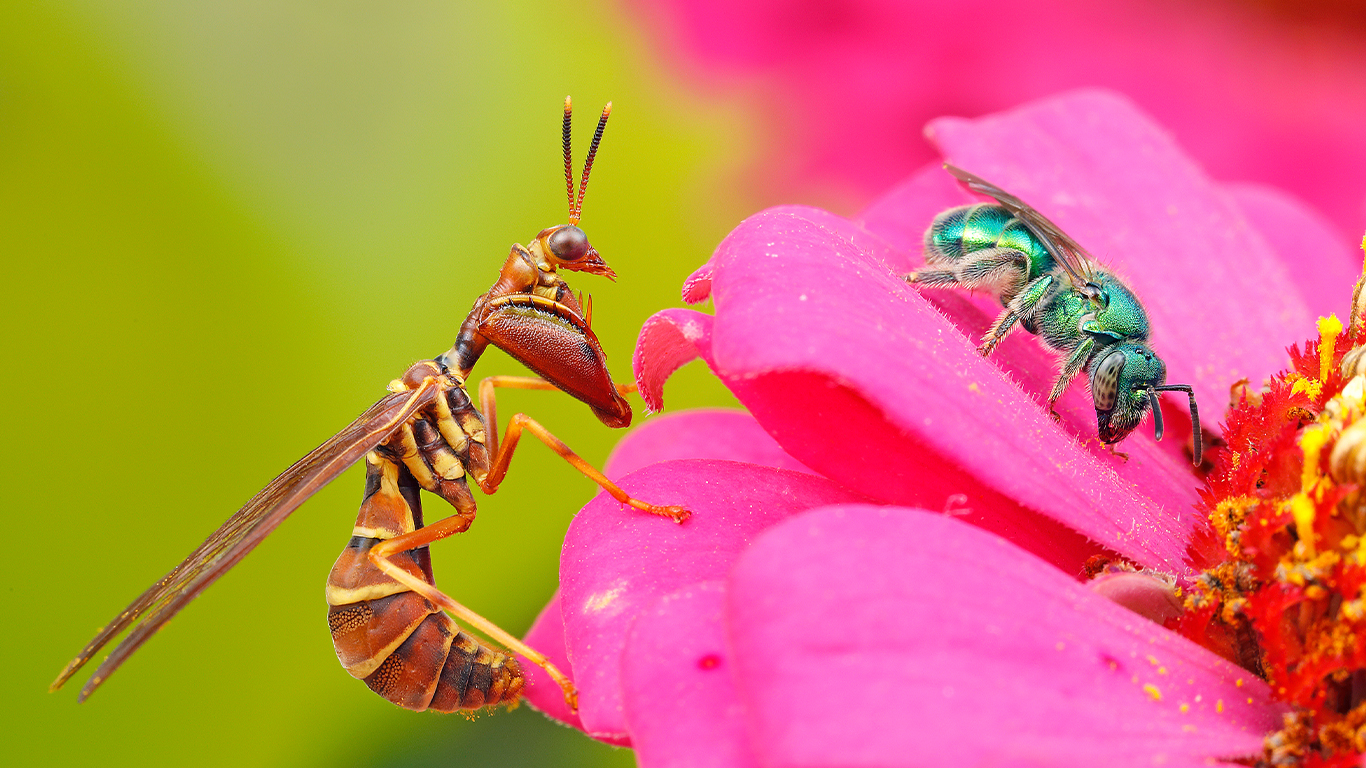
[1105,444,1130,462]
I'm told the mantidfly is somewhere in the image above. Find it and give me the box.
[52,97,688,714]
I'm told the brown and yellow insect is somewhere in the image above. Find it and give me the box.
[51,97,687,714]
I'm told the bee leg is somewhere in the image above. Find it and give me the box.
[477,376,691,523]
[980,274,1054,356]
[365,521,579,711]
[906,248,1029,298]
[1047,336,1096,407]
[1105,444,1131,462]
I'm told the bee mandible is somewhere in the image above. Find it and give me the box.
[906,165,1202,465]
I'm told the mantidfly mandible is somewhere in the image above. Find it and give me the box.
[51,97,689,714]
[907,165,1202,465]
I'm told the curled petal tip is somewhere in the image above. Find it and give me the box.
[632,309,715,412]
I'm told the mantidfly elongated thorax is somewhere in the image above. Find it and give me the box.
[51,97,689,715]
[907,165,1202,465]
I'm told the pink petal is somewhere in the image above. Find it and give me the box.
[927,90,1312,417]
[638,206,1216,572]
[856,161,974,263]
[635,308,715,412]
[728,505,1282,767]
[517,590,585,731]
[604,408,814,479]
[524,410,808,737]
[1225,181,1361,321]
[558,459,865,741]
[638,0,1366,235]
[621,582,759,768]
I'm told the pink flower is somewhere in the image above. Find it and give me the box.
[630,0,1366,237]
[517,91,1360,763]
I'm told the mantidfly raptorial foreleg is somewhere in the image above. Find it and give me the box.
[53,96,690,714]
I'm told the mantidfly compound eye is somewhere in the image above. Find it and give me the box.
[548,225,590,262]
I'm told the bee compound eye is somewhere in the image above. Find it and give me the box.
[548,226,590,262]
[1091,350,1125,412]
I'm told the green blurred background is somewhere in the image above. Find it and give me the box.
[1,2,757,765]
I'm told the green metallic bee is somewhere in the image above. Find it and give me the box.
[907,165,1202,465]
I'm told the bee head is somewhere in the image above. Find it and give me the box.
[1089,343,1202,465]
[1090,343,1166,444]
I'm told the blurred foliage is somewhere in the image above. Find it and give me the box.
[0,1,754,765]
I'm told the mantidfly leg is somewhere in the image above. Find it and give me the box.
[477,375,690,522]
[365,527,580,709]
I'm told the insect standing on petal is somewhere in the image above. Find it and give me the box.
[906,165,1202,465]
[51,97,689,715]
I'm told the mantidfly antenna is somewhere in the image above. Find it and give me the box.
[562,96,576,217]
[1150,384,1202,465]
[568,101,612,226]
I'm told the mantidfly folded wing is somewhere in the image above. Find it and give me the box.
[51,381,440,701]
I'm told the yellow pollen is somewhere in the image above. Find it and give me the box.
[1289,493,1317,558]
[1300,424,1328,494]
[1180,703,1190,713]
[1291,375,1324,401]
[1217,699,1224,713]
[1143,684,1162,701]
[1236,678,1244,687]
[1318,314,1343,382]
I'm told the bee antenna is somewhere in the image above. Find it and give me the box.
[562,96,575,220]
[1147,389,1165,442]
[571,102,611,226]
[1154,384,1202,466]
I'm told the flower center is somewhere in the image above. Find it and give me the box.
[1179,283,1366,764]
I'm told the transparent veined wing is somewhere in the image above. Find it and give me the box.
[944,164,1096,287]
[52,378,441,701]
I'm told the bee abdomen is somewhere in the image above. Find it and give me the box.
[924,204,1050,279]
[925,204,1014,261]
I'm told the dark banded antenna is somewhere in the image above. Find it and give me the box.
[1148,390,1165,441]
[562,96,575,217]
[1153,384,1202,466]
[570,102,612,226]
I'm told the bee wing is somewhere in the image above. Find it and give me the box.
[53,379,441,701]
[944,164,1095,286]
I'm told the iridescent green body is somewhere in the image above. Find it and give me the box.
[908,168,1201,463]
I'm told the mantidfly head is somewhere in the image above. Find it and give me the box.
[535,96,615,280]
